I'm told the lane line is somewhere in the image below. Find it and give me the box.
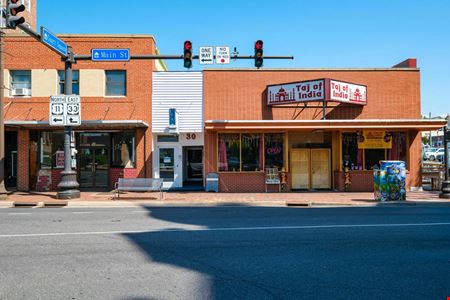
[72,212,94,214]
[7,213,32,215]
[1,222,450,238]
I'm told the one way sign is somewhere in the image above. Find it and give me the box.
[199,46,214,65]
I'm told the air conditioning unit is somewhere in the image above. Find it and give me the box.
[11,88,31,97]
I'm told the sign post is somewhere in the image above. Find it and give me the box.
[57,46,80,199]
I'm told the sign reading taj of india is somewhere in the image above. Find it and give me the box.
[267,79,367,106]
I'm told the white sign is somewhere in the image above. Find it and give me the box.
[267,79,325,105]
[215,46,230,64]
[49,95,82,126]
[199,46,214,65]
[329,80,367,105]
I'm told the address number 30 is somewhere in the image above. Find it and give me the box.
[186,133,197,140]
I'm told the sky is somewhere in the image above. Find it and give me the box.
[37,0,450,117]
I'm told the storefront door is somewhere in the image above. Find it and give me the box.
[79,147,109,188]
[291,148,331,190]
[159,147,182,189]
[185,147,203,182]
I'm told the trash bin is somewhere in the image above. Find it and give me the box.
[205,172,219,192]
[374,160,406,201]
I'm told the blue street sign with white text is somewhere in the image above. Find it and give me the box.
[40,27,68,57]
[91,49,130,61]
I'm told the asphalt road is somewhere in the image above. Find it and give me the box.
[0,205,449,300]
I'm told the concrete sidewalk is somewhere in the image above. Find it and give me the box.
[0,190,449,208]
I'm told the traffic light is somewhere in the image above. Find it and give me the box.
[183,40,192,68]
[254,40,263,68]
[5,0,26,29]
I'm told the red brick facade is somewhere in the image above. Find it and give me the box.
[4,34,156,191]
[202,67,428,192]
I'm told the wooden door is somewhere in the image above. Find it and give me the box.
[291,149,310,189]
[311,149,331,189]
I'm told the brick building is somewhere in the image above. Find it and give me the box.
[202,62,446,192]
[3,33,164,191]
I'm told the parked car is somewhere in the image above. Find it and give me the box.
[427,148,444,161]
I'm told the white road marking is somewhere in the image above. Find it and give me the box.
[0,222,450,238]
[72,212,94,214]
[7,212,32,215]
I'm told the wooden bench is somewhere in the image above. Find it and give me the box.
[114,178,164,200]
[422,162,445,190]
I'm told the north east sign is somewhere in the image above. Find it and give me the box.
[267,79,367,106]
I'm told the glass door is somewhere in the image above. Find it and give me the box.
[79,147,109,188]
[80,148,94,188]
[186,147,203,181]
[159,148,175,182]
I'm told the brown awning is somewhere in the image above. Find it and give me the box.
[205,119,446,131]
[5,120,149,130]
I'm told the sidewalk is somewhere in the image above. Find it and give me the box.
[0,190,449,208]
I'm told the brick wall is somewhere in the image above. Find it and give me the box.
[110,168,138,189]
[17,129,29,191]
[4,35,155,191]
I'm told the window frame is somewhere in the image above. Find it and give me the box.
[10,70,32,93]
[105,70,127,97]
[58,70,80,95]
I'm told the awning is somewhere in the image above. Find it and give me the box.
[205,119,446,131]
[5,120,149,130]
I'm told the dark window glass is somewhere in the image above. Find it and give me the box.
[365,149,385,170]
[40,132,52,169]
[218,134,240,172]
[52,132,65,168]
[157,135,179,142]
[106,70,126,96]
[111,132,136,168]
[58,70,79,95]
[11,70,31,89]
[342,133,363,170]
[264,133,284,170]
[387,132,407,163]
[242,134,262,171]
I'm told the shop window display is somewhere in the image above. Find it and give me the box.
[218,134,240,172]
[242,134,263,171]
[265,133,284,170]
[112,132,135,168]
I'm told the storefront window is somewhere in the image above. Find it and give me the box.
[52,132,65,169]
[387,132,407,162]
[40,132,52,169]
[342,133,363,170]
[111,132,135,168]
[365,149,385,170]
[218,134,240,172]
[242,134,262,171]
[265,133,284,170]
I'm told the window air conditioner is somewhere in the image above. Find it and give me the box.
[11,88,31,97]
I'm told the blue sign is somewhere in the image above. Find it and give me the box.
[91,49,130,61]
[40,27,68,57]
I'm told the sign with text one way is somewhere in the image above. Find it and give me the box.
[199,46,214,65]
[49,95,81,126]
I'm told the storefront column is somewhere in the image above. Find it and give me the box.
[17,129,29,191]
[408,130,422,190]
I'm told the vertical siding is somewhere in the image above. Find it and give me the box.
[152,72,203,133]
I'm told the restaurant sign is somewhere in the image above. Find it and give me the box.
[357,130,392,149]
[267,79,367,106]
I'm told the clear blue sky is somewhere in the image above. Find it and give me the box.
[37,0,450,117]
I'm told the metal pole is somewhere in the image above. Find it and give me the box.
[57,46,79,199]
[0,30,7,199]
[440,125,450,198]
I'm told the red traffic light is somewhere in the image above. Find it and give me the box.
[255,40,263,50]
[11,0,20,3]
[184,41,192,51]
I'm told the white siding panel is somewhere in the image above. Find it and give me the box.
[152,72,203,133]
